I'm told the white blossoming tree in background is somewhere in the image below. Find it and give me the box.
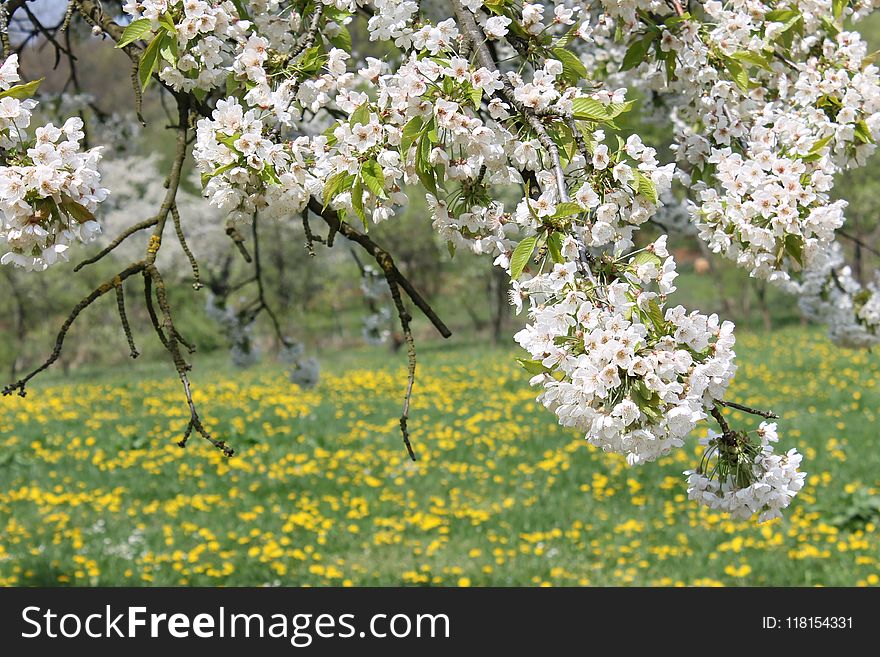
[4,0,880,523]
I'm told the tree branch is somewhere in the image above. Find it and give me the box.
[307,199,452,339]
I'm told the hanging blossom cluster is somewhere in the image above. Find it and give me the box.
[613,1,880,284]
[107,0,824,521]
[514,238,737,466]
[0,55,106,271]
[193,97,322,223]
[797,244,880,347]
[686,421,806,522]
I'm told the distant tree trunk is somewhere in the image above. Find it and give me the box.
[854,240,863,285]
[754,281,773,332]
[272,220,291,311]
[3,269,28,380]
[490,267,508,344]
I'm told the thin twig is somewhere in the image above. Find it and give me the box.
[719,400,778,420]
[171,202,202,289]
[385,274,418,461]
[114,278,139,359]
[307,200,452,339]
[74,216,158,271]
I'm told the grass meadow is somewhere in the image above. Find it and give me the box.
[0,326,878,587]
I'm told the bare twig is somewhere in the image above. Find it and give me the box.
[719,400,779,420]
[226,220,253,263]
[115,278,139,359]
[74,216,159,271]
[307,199,452,339]
[171,202,202,289]
[385,274,418,461]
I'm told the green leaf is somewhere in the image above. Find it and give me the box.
[350,103,370,127]
[351,177,366,226]
[645,300,666,330]
[200,161,237,187]
[60,198,95,223]
[510,236,538,280]
[631,251,661,268]
[322,171,351,208]
[297,46,324,74]
[551,202,583,219]
[633,171,658,205]
[217,132,241,151]
[808,134,833,155]
[854,120,874,144]
[159,12,177,34]
[621,34,655,72]
[329,26,352,51]
[764,9,799,22]
[606,100,635,118]
[546,232,564,264]
[0,78,43,100]
[571,97,610,121]
[664,51,677,80]
[664,13,692,26]
[415,135,437,195]
[552,48,588,83]
[724,57,750,93]
[468,84,482,109]
[160,35,178,66]
[399,115,424,155]
[784,234,804,266]
[483,0,509,15]
[833,0,847,19]
[116,18,153,49]
[516,358,551,375]
[730,50,771,70]
[361,159,386,198]
[230,0,251,19]
[138,33,165,91]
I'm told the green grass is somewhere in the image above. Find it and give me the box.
[0,326,878,587]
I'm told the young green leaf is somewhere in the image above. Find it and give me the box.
[516,358,551,375]
[138,33,165,91]
[633,171,658,205]
[349,102,370,127]
[510,236,538,280]
[116,18,153,49]
[400,115,424,155]
[361,159,386,199]
[351,177,367,226]
[571,97,610,122]
[322,171,352,208]
[60,198,96,223]
[631,251,662,269]
[551,202,583,219]
[0,78,43,100]
[552,48,588,83]
[546,232,564,264]
[621,34,655,72]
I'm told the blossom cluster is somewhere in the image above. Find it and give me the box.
[686,422,806,523]
[193,97,317,223]
[0,55,107,271]
[797,243,880,347]
[635,2,880,283]
[514,238,738,466]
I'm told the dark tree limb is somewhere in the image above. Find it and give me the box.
[307,199,452,339]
